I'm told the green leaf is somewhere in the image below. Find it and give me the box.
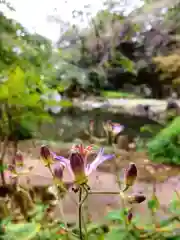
[0,84,8,100]
[87,223,101,234]
[5,222,41,240]
[168,197,180,214]
[148,194,160,212]
[101,91,138,99]
[7,67,25,96]
[59,100,73,107]
[105,228,128,240]
[120,58,134,72]
[140,125,153,133]
[24,93,41,107]
[57,81,71,92]
[105,209,127,222]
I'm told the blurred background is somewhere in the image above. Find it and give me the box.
[1,0,180,160]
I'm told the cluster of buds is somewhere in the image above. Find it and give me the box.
[5,151,34,180]
[40,145,70,192]
[122,162,146,224]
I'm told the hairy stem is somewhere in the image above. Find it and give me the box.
[79,187,83,240]
[47,166,68,229]
[89,191,120,195]
[107,131,113,145]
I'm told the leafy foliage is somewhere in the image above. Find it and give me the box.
[154,53,180,85]
[147,117,180,164]
[0,186,180,240]
[0,66,53,139]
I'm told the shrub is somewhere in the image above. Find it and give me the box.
[147,116,180,165]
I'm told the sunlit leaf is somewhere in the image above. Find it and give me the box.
[7,67,25,96]
[148,194,160,213]
[0,84,8,99]
[23,93,41,107]
[105,228,128,240]
[5,222,41,240]
[59,100,73,107]
[140,125,153,133]
[105,209,127,222]
[120,58,135,73]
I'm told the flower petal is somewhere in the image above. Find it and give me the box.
[52,153,70,166]
[69,152,87,184]
[86,148,115,175]
[112,124,124,135]
[52,153,75,179]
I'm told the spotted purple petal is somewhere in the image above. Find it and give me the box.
[69,152,85,176]
[86,148,114,175]
[52,152,69,167]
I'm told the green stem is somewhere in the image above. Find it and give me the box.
[107,131,112,145]
[89,191,120,195]
[47,166,68,230]
[79,187,83,240]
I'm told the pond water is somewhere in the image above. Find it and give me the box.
[39,107,163,142]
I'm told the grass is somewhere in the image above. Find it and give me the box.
[101,90,139,99]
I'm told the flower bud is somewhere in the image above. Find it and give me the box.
[127,195,146,204]
[15,151,24,167]
[69,152,86,184]
[40,145,53,166]
[127,210,133,224]
[124,163,137,189]
[53,164,64,181]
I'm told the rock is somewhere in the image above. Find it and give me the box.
[128,142,136,151]
[116,135,129,150]
[145,165,155,175]
[166,100,180,121]
[166,100,179,111]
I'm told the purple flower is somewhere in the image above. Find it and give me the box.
[53,145,115,185]
[52,162,65,187]
[52,162,74,192]
[70,153,85,184]
[53,163,64,180]
[111,123,124,135]
[103,121,124,136]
